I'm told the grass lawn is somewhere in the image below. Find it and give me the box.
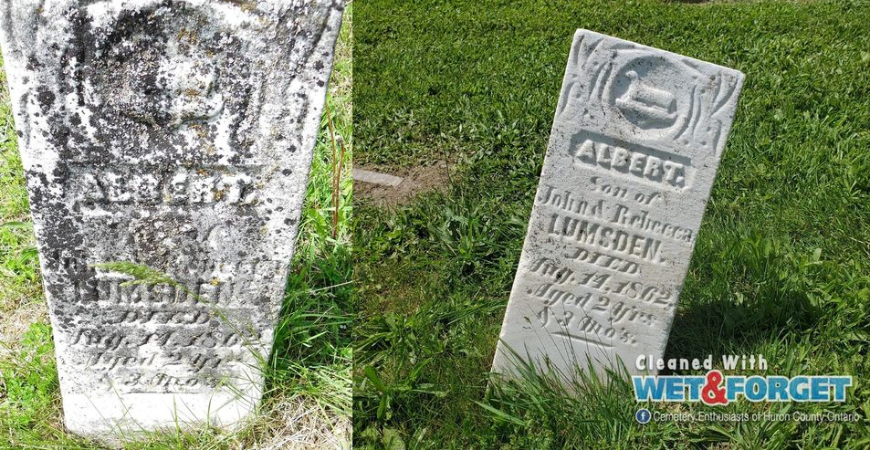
[0,5,353,449]
[353,0,870,448]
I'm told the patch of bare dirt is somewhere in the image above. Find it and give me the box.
[355,160,454,207]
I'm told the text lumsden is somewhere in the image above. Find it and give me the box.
[547,212,665,264]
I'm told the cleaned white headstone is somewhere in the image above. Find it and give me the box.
[0,0,343,439]
[492,30,744,380]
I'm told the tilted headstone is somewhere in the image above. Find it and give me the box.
[492,30,744,380]
[0,0,343,439]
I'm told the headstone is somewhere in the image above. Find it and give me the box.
[492,30,744,380]
[0,0,343,439]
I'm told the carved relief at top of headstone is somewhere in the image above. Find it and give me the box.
[492,30,744,381]
[0,0,344,439]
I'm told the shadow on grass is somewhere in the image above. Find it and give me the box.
[665,231,825,372]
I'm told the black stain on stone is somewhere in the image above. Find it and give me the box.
[26,56,40,71]
[52,163,71,183]
[36,87,55,110]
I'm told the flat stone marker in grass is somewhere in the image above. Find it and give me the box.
[0,0,343,439]
[353,168,404,187]
[492,30,744,380]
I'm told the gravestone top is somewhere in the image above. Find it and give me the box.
[492,29,744,380]
[0,0,343,439]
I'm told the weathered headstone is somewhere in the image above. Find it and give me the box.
[492,30,744,380]
[0,0,343,439]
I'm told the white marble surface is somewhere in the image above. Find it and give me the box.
[0,0,343,440]
[492,29,744,381]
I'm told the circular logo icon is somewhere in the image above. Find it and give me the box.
[635,408,652,424]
